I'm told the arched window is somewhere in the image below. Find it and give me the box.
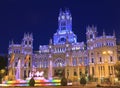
[61,21,66,26]
[73,58,77,66]
[110,56,113,62]
[29,57,30,67]
[92,67,94,75]
[118,56,120,61]
[79,57,82,64]
[59,37,66,43]
[91,58,94,63]
[29,41,31,45]
[74,71,77,76]
[99,57,102,62]
[67,69,69,77]
[15,62,17,67]
[90,34,93,39]
[24,70,26,78]
[25,41,27,45]
[54,58,65,67]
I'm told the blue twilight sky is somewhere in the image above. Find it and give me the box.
[0,0,120,54]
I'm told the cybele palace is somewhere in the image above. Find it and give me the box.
[8,9,117,83]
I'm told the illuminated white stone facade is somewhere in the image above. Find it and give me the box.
[8,9,117,83]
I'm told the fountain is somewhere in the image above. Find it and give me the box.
[16,59,21,80]
[1,59,61,86]
[26,70,45,80]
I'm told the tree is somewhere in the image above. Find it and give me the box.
[0,56,6,70]
[80,77,86,86]
[61,77,67,86]
[0,56,7,83]
[29,77,35,86]
[88,75,94,82]
[114,61,120,80]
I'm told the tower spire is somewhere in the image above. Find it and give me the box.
[58,8,72,32]
[49,38,52,45]
[113,30,115,37]
[11,40,14,44]
[103,29,106,36]
[59,8,63,16]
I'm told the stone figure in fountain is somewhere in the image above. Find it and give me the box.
[27,68,45,80]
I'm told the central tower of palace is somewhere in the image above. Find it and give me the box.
[53,9,77,44]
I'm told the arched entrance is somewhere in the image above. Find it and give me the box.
[54,58,65,77]
[54,69,65,77]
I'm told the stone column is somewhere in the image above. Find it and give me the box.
[48,60,52,80]
[105,63,109,77]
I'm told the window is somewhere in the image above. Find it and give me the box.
[74,69,77,76]
[55,58,64,67]
[79,69,82,76]
[24,63,26,67]
[108,66,110,75]
[91,53,93,55]
[91,58,94,63]
[73,58,77,66]
[29,58,31,67]
[24,70,26,78]
[110,56,113,62]
[61,27,66,30]
[118,51,120,54]
[99,57,102,62]
[90,34,93,39]
[29,62,30,67]
[61,22,66,26]
[80,72,82,76]
[29,41,31,45]
[15,62,17,67]
[25,41,27,45]
[92,67,94,76]
[28,70,30,77]
[85,67,88,75]
[118,56,120,61]
[67,70,69,77]
[60,38,66,42]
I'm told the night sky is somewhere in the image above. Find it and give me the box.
[0,0,120,54]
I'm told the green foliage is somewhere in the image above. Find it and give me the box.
[0,56,6,70]
[61,77,67,86]
[88,75,93,82]
[80,77,86,86]
[0,69,6,83]
[29,77,35,86]
[114,61,120,80]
